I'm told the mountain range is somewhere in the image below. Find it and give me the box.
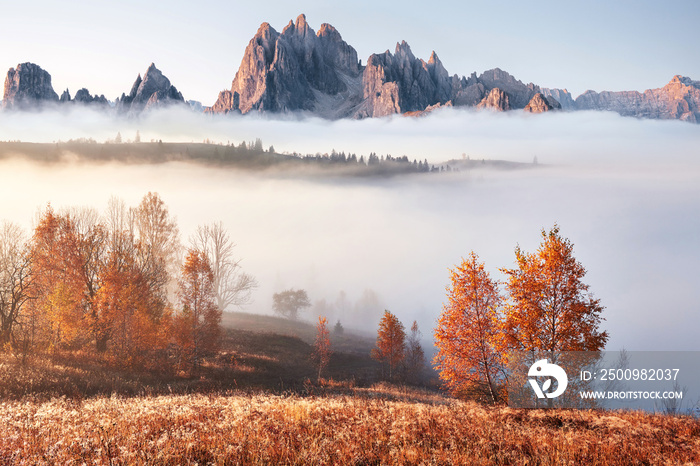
[2,14,699,123]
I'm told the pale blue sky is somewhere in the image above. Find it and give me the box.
[2,0,698,105]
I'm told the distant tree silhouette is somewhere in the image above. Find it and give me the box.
[404,320,426,384]
[272,289,311,320]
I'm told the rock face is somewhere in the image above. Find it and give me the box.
[540,88,575,110]
[524,92,561,113]
[73,88,109,105]
[355,42,454,118]
[476,68,539,109]
[208,14,360,115]
[476,88,510,111]
[575,76,700,122]
[207,15,699,123]
[60,89,71,103]
[3,62,59,109]
[117,63,184,114]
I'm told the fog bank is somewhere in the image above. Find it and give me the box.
[1,106,698,168]
[0,107,697,351]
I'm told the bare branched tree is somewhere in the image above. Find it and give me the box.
[131,192,182,306]
[0,221,32,347]
[190,222,258,311]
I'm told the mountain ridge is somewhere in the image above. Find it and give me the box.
[2,15,698,123]
[203,14,700,123]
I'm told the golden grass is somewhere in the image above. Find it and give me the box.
[1,388,698,465]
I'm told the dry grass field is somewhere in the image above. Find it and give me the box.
[1,313,698,465]
[1,386,699,465]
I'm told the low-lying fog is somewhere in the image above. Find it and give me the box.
[0,106,698,351]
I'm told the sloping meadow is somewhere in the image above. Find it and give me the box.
[1,390,698,464]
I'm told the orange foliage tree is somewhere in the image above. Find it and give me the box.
[95,246,168,369]
[175,249,222,372]
[501,225,608,356]
[29,207,94,351]
[433,252,504,403]
[20,196,183,369]
[311,316,332,381]
[371,310,405,380]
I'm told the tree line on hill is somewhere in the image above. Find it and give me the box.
[0,137,460,175]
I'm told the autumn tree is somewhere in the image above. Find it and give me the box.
[67,207,108,350]
[433,252,504,403]
[29,207,95,351]
[272,289,311,320]
[311,316,332,381]
[95,254,165,369]
[501,225,608,356]
[190,222,258,311]
[175,249,221,372]
[404,320,426,384]
[0,222,32,349]
[132,192,181,308]
[95,215,168,369]
[371,310,406,380]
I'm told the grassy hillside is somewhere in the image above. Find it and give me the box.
[0,312,382,400]
[2,311,698,463]
[221,311,376,352]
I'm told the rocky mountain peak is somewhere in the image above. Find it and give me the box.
[60,89,71,103]
[295,14,310,35]
[128,74,142,98]
[394,41,415,61]
[204,15,698,123]
[477,88,510,111]
[357,41,455,118]
[666,75,700,90]
[74,88,109,106]
[317,23,340,40]
[3,62,59,109]
[428,51,440,66]
[209,15,360,115]
[524,92,561,113]
[478,68,539,109]
[117,63,184,114]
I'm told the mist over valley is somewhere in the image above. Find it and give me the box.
[0,106,697,352]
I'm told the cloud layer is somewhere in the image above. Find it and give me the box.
[0,107,698,351]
